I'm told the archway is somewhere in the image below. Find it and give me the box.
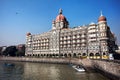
[73,53,77,58]
[103,52,106,55]
[82,53,87,58]
[46,54,49,57]
[50,54,52,58]
[33,54,35,57]
[38,54,40,57]
[64,53,67,58]
[48,54,50,57]
[89,53,94,59]
[53,54,55,57]
[60,54,63,58]
[103,52,108,59]
[95,53,100,59]
[78,53,81,56]
[78,53,81,59]
[56,54,59,58]
[29,54,31,57]
[82,53,86,56]
[43,54,46,57]
[36,54,38,57]
[35,54,37,57]
[68,53,71,58]
[41,54,43,57]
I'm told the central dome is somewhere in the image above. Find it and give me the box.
[56,14,66,22]
[55,9,67,22]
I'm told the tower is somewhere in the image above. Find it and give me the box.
[98,11,109,59]
[52,9,69,30]
[26,32,33,56]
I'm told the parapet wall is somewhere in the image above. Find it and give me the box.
[0,57,92,66]
[91,60,120,80]
[0,57,70,64]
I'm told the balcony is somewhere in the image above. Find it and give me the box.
[68,41,71,43]
[67,37,71,39]
[81,40,86,42]
[81,35,86,38]
[73,40,76,43]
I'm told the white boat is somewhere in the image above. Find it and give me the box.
[74,67,85,72]
[72,65,85,72]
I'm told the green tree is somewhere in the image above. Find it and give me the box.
[3,46,17,56]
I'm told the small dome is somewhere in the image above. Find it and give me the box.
[26,32,31,36]
[89,22,95,25]
[98,11,107,22]
[89,22,96,26]
[98,16,107,22]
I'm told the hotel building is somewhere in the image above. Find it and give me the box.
[26,9,116,59]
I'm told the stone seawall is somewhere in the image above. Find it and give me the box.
[0,57,70,64]
[0,57,92,67]
[92,60,120,80]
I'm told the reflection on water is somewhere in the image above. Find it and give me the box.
[0,61,109,80]
[0,62,24,80]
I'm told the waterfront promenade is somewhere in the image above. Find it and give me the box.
[0,56,120,80]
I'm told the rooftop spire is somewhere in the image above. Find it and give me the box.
[98,11,107,22]
[100,10,103,16]
[59,8,62,14]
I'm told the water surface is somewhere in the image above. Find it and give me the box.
[0,61,109,80]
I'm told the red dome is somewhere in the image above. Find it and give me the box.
[56,14,66,22]
[26,32,31,36]
[98,16,107,22]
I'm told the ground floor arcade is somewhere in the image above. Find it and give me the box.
[26,52,109,59]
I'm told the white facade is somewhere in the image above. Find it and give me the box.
[26,9,117,59]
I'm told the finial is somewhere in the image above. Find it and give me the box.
[100,10,103,16]
[59,8,62,14]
